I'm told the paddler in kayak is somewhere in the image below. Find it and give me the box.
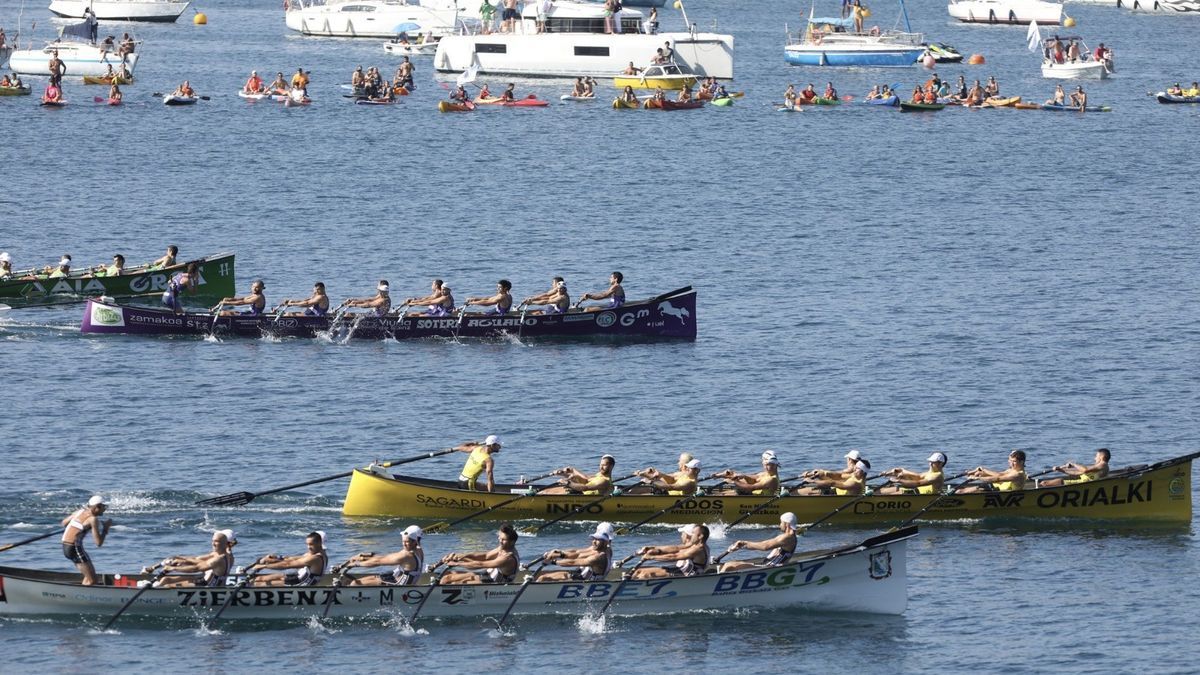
[438,523,520,584]
[243,70,265,94]
[1038,448,1110,488]
[252,531,329,587]
[959,449,1028,493]
[450,85,471,104]
[149,530,234,589]
[577,271,624,311]
[148,245,177,270]
[61,495,112,586]
[171,80,196,98]
[499,82,517,102]
[1068,85,1087,111]
[108,82,122,104]
[342,280,391,316]
[632,524,710,579]
[279,281,330,316]
[463,279,513,315]
[711,451,780,496]
[161,262,199,313]
[636,457,702,496]
[215,279,266,316]
[267,72,288,95]
[342,525,424,586]
[478,83,492,99]
[455,435,502,491]
[618,85,639,106]
[404,279,454,317]
[541,454,617,495]
[521,277,569,314]
[910,84,924,104]
[1045,84,1065,107]
[719,512,798,573]
[795,457,870,496]
[877,452,947,495]
[536,528,613,582]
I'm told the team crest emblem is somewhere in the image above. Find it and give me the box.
[596,311,617,328]
[869,550,892,580]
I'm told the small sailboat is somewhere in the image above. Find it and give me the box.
[784,0,926,67]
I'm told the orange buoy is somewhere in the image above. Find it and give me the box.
[967,54,985,65]
[922,54,936,69]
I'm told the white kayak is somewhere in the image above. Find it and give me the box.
[561,94,598,102]
[0,528,915,623]
[237,91,270,100]
[163,94,197,106]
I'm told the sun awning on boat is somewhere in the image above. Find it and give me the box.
[808,16,855,28]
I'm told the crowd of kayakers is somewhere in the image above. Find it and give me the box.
[241,66,312,103]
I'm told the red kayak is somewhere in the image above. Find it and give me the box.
[93,96,122,106]
[475,94,548,107]
[660,99,705,111]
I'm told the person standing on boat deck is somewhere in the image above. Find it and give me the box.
[536,0,550,33]
[537,530,613,582]
[61,495,111,586]
[455,435,502,491]
[501,0,518,33]
[404,278,454,317]
[795,459,869,496]
[83,6,98,42]
[719,512,798,573]
[662,40,675,63]
[464,279,513,315]
[639,458,702,496]
[343,525,425,586]
[578,271,625,311]
[541,455,617,495]
[1038,449,1110,488]
[632,524,710,579]
[148,245,177,270]
[1067,39,1080,63]
[479,0,495,34]
[1069,86,1087,111]
[959,450,1028,493]
[151,531,234,589]
[602,0,616,34]
[522,277,569,314]
[161,262,199,313]
[439,524,521,585]
[253,532,329,587]
[280,282,330,316]
[850,0,866,33]
[343,280,392,317]
[215,279,266,316]
[712,451,780,496]
[646,6,658,33]
[878,452,947,495]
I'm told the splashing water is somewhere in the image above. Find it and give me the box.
[706,522,728,541]
[202,334,221,343]
[576,613,608,634]
[306,616,341,634]
[193,621,223,637]
[385,615,428,637]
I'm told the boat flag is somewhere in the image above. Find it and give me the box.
[1026,21,1040,52]
[456,56,479,87]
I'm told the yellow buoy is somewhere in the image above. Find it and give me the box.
[193,11,207,24]
[673,0,682,9]
[1063,15,1076,27]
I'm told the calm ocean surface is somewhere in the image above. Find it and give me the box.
[1,0,1198,671]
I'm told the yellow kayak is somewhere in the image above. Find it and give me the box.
[82,75,133,85]
[612,97,640,109]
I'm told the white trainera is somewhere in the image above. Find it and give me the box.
[0,528,915,622]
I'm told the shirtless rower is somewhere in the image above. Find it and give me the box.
[405,279,454,317]
[243,70,265,94]
[464,279,513,315]
[252,531,329,586]
[540,454,616,495]
[577,271,625,311]
[1038,448,1110,488]
[61,495,112,586]
[711,451,780,496]
[343,525,425,586]
[636,457,702,496]
[161,262,198,313]
[624,452,694,495]
[631,524,710,579]
[521,277,569,314]
[718,512,797,573]
[537,529,613,582]
[958,449,1027,493]
[439,523,520,584]
[151,530,235,589]
[279,282,330,316]
[795,458,870,496]
[877,452,947,495]
[215,279,266,316]
[343,280,392,316]
[148,245,177,270]
[455,435,502,492]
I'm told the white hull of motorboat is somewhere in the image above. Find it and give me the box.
[383,39,438,56]
[7,42,140,76]
[285,0,465,38]
[1042,59,1109,78]
[948,0,1063,23]
[47,0,191,22]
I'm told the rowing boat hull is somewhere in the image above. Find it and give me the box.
[0,529,913,620]
[342,452,1196,524]
[0,253,235,305]
[79,288,698,340]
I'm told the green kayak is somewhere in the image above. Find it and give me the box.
[899,101,946,112]
[0,252,236,307]
[711,97,734,107]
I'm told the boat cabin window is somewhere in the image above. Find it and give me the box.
[574,46,610,56]
[340,4,376,11]
[543,16,642,34]
[475,43,507,53]
[664,64,680,74]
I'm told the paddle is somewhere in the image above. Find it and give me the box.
[210,566,260,625]
[195,447,458,507]
[888,470,976,529]
[101,568,168,631]
[408,561,446,624]
[492,556,547,631]
[319,564,352,620]
[424,475,563,534]
[518,473,641,535]
[0,529,58,553]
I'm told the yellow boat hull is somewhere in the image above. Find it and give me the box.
[612,75,698,92]
[342,452,1196,526]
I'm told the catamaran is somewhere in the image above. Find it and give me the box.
[285,0,472,39]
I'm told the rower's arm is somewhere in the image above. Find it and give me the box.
[643,543,702,563]
[466,294,501,306]
[484,457,495,493]
[352,551,409,568]
[91,517,109,547]
[737,535,783,552]
[734,475,773,491]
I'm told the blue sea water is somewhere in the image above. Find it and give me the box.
[1,0,1198,671]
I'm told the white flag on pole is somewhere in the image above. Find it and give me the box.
[1026,21,1041,52]
[456,55,479,87]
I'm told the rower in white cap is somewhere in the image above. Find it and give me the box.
[536,524,614,582]
[877,452,949,495]
[718,512,798,572]
[631,453,701,496]
[342,280,392,317]
[796,458,870,496]
[455,435,502,492]
[541,454,616,495]
[712,451,781,496]
[252,531,329,587]
[60,495,111,586]
[151,530,235,589]
[632,524,711,579]
[343,525,425,586]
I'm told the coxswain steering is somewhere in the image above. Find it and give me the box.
[61,495,111,586]
[438,523,521,584]
[455,435,502,491]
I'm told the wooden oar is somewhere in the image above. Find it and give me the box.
[210,567,260,625]
[887,470,976,530]
[424,476,562,534]
[716,474,810,530]
[408,562,446,624]
[518,473,640,535]
[492,556,547,631]
[0,530,59,553]
[101,568,168,631]
[597,558,650,618]
[195,448,458,507]
[615,496,690,536]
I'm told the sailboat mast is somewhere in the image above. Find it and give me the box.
[898,0,912,33]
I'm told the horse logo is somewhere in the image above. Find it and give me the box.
[657,301,690,324]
